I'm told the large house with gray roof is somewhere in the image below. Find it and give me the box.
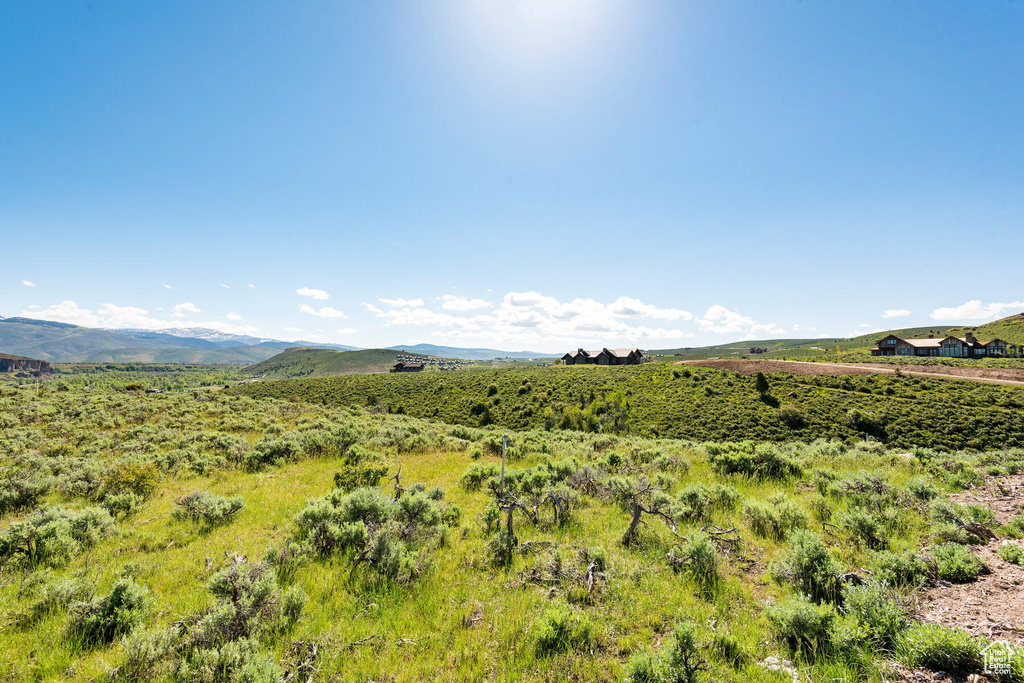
[560,348,644,365]
[870,332,1008,358]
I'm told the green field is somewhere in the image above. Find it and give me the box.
[235,364,1024,451]
[3,373,1024,682]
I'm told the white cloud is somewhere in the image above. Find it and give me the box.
[607,296,692,321]
[363,291,699,347]
[163,284,173,290]
[380,297,424,308]
[283,327,302,332]
[27,304,40,309]
[299,304,346,319]
[297,287,329,300]
[22,300,259,334]
[930,300,1024,321]
[225,312,244,321]
[335,328,357,335]
[439,295,492,311]
[248,284,256,289]
[882,309,911,318]
[171,302,201,317]
[698,305,785,337]
[22,280,36,287]
[220,283,230,289]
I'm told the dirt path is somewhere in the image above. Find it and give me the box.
[679,359,1024,387]
[917,477,1024,646]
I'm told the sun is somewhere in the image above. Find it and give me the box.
[431,0,635,99]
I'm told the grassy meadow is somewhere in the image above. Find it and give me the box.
[3,367,1024,682]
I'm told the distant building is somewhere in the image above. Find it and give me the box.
[560,348,643,366]
[391,362,425,373]
[870,332,1008,358]
[748,347,768,354]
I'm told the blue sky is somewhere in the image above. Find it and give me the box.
[2,1,1022,352]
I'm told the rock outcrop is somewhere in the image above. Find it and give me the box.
[0,354,53,374]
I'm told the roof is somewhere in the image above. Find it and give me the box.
[569,348,641,358]
[874,334,1008,349]
[899,338,941,348]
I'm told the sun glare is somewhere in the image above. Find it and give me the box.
[434,0,635,99]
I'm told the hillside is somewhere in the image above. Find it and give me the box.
[236,363,1024,451]
[653,315,1024,361]
[247,347,427,378]
[948,312,1024,346]
[75,345,283,364]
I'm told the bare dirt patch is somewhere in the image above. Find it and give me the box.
[916,476,1024,646]
[679,359,1024,386]
[917,542,1024,645]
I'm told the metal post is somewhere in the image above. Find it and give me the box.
[500,434,507,494]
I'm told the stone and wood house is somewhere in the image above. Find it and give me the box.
[870,332,1009,358]
[390,362,425,373]
[560,348,644,366]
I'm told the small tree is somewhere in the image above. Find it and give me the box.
[755,372,770,396]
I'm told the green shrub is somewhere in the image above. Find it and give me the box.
[69,578,150,646]
[626,621,707,683]
[897,623,982,674]
[838,508,887,550]
[930,501,993,544]
[0,505,113,570]
[842,581,907,648]
[534,604,594,657]
[870,550,930,588]
[707,442,802,480]
[906,477,938,502]
[662,622,708,683]
[674,483,740,521]
[931,522,972,546]
[770,530,841,603]
[930,543,985,583]
[333,461,389,492]
[778,404,807,428]
[710,632,746,668]
[1005,514,1024,539]
[626,651,665,682]
[173,491,244,526]
[767,594,836,655]
[102,492,145,518]
[999,543,1024,565]
[0,477,49,516]
[668,531,718,592]
[103,462,160,498]
[281,584,307,624]
[245,435,301,471]
[18,577,92,627]
[743,497,808,540]
[293,485,458,583]
[461,463,500,491]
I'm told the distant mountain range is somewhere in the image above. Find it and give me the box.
[0,316,557,364]
[0,316,357,363]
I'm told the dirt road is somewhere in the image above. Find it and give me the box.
[678,359,1024,387]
